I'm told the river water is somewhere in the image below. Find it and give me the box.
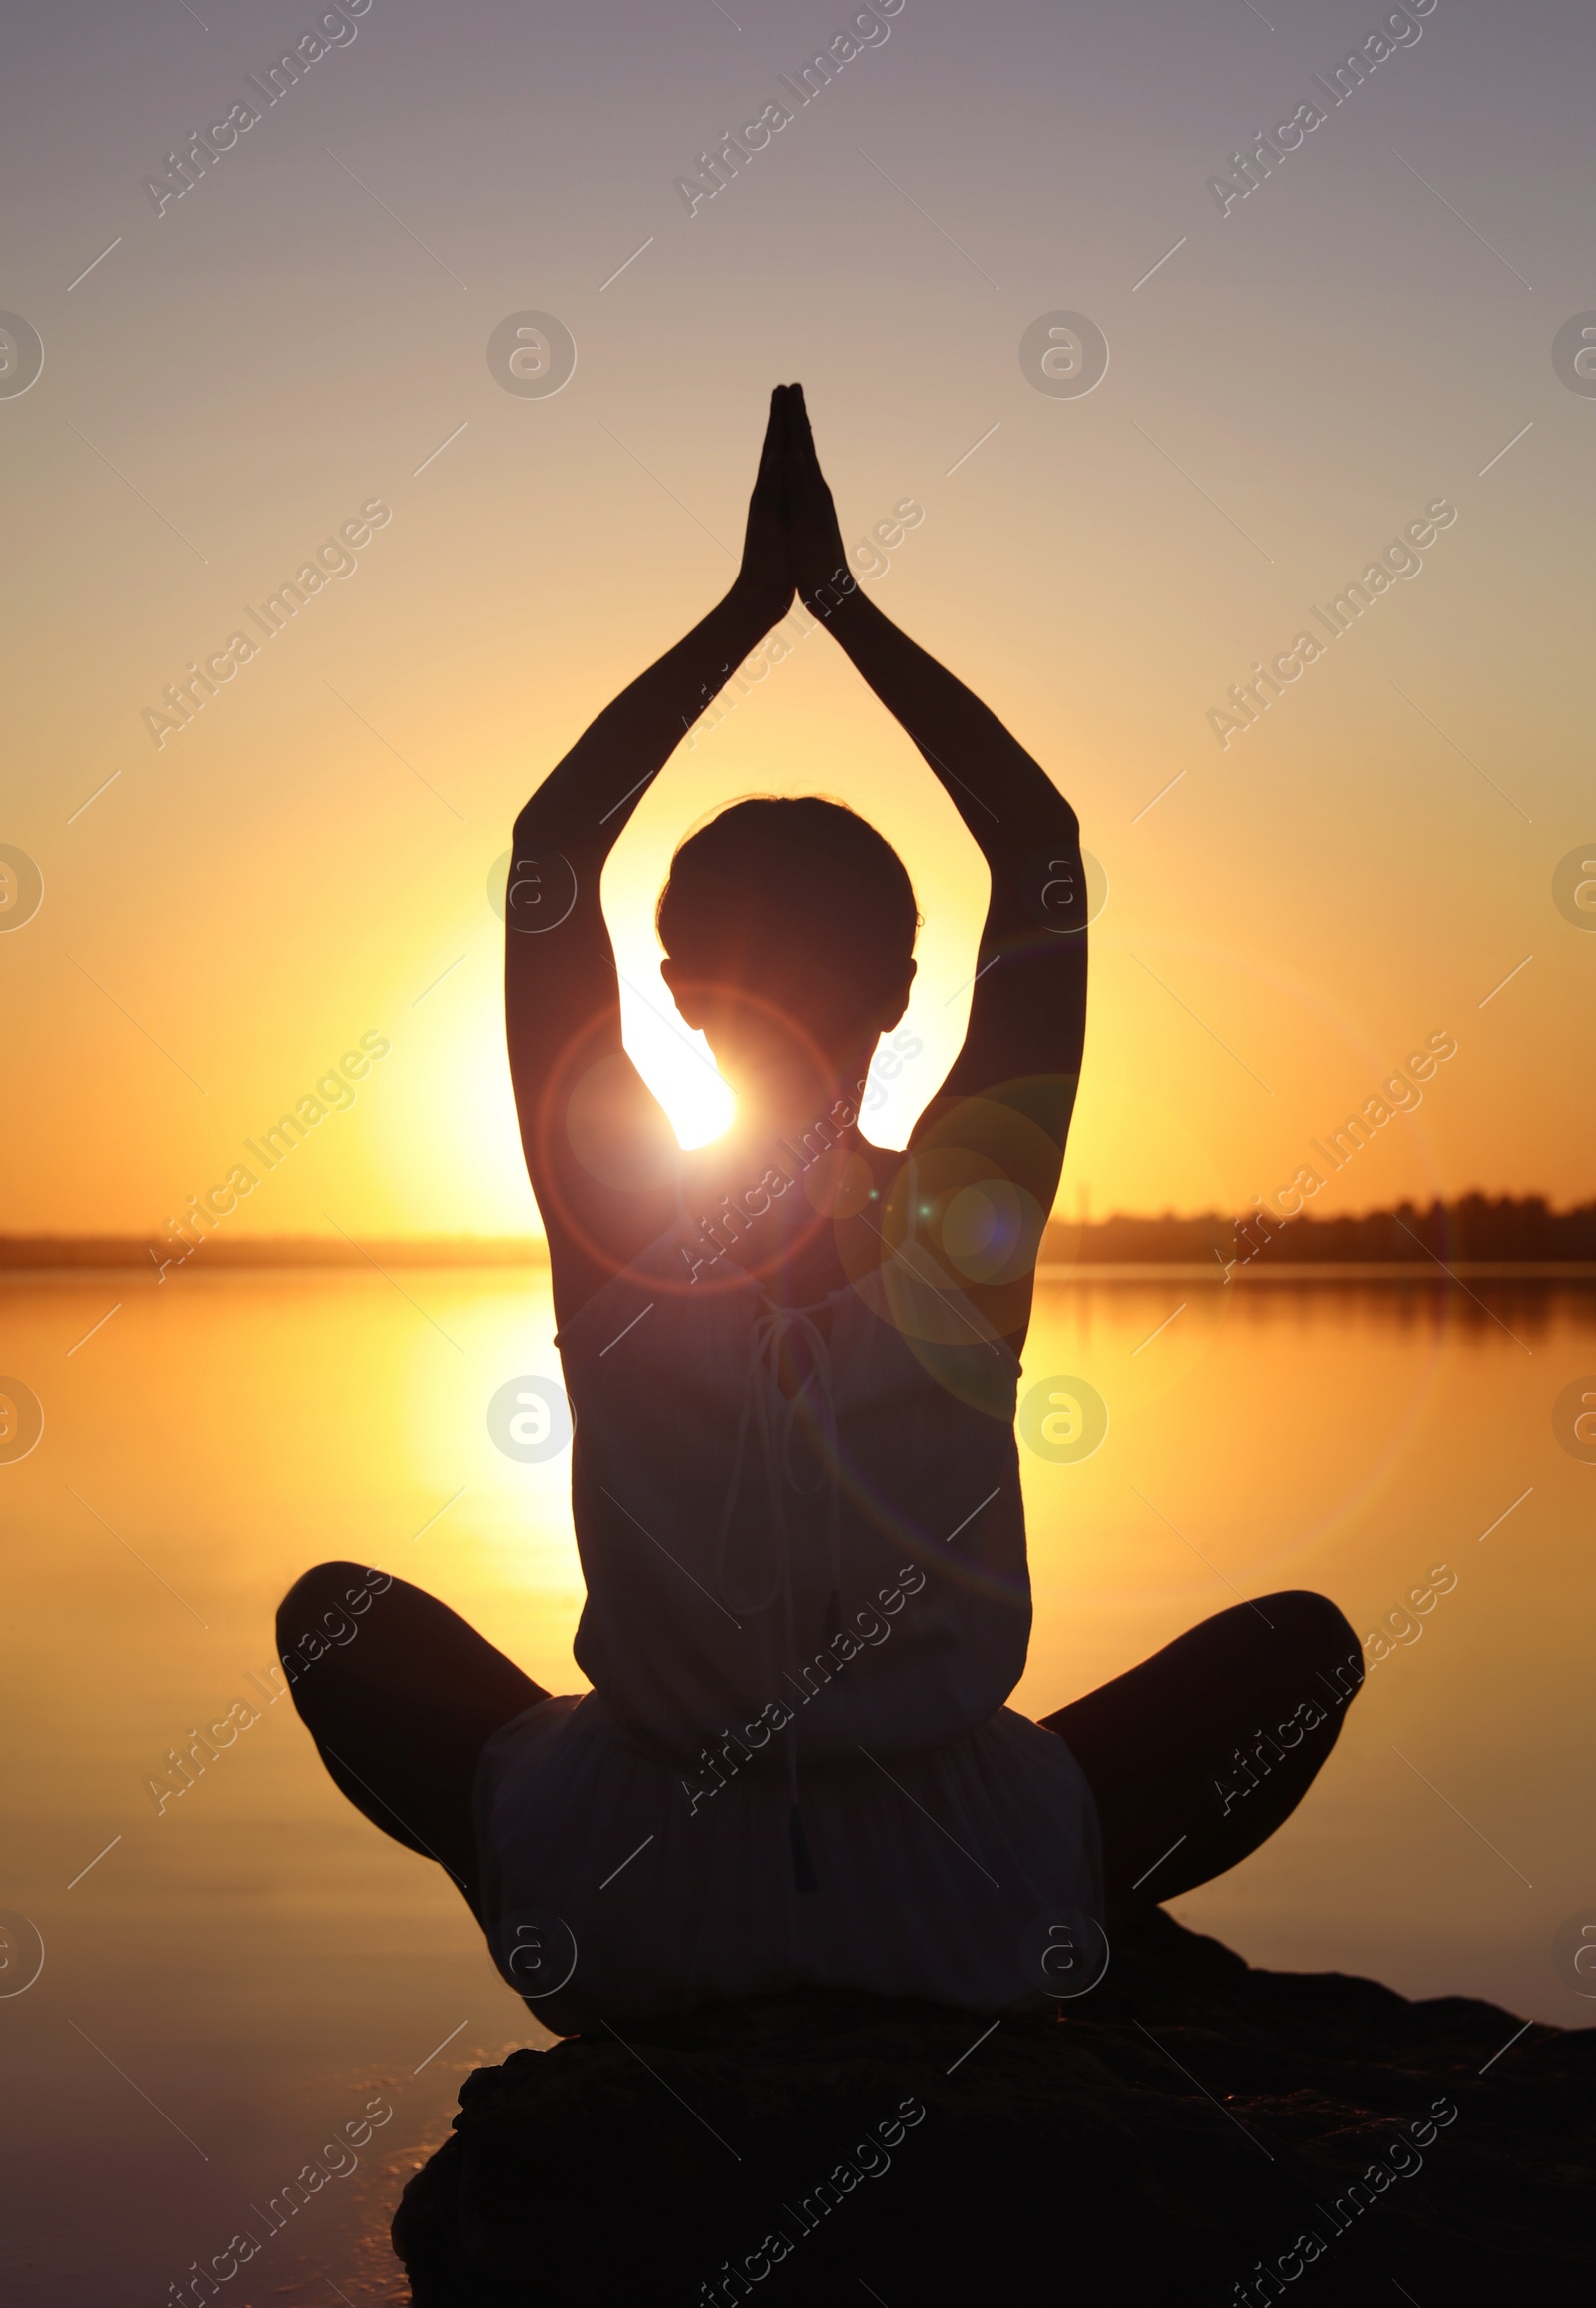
[1,1266,1590,2303]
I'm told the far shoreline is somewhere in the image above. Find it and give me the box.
[4,1195,1592,1277]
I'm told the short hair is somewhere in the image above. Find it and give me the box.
[657,796,919,1012]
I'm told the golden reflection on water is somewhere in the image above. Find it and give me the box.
[1,1268,1592,2303]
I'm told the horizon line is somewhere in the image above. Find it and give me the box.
[3,1192,1593,1270]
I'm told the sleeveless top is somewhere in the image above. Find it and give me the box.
[473,1202,1103,2030]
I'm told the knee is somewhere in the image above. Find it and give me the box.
[1265,1589,1364,1703]
[276,1561,385,1665]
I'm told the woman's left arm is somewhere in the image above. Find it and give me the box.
[783,391,1086,1143]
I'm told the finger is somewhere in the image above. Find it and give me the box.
[773,388,796,520]
[773,382,796,471]
[783,420,813,515]
[790,388,828,487]
[754,387,786,495]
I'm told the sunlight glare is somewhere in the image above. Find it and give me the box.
[618,978,737,1148]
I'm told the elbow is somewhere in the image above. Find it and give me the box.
[1021,772,1078,846]
[513,761,571,846]
[511,800,567,862]
[1009,796,1078,863]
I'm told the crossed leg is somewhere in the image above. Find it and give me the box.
[278,1569,1363,1937]
[1043,1589,1364,1922]
[275,1562,548,1919]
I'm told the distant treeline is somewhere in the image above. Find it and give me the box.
[2,1197,1593,1271]
[1041,1196,1596,1266]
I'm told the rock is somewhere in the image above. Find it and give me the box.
[391,1910,1593,2306]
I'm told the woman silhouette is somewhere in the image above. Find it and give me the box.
[279,386,1361,2025]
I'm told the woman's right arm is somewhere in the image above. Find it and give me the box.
[507,394,795,1313]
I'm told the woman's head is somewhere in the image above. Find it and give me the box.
[657,797,918,1103]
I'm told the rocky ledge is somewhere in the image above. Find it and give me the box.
[392,1910,1592,2307]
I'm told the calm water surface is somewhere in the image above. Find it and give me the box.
[2,1267,1592,2304]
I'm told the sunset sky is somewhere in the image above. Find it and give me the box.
[3,0,1593,1240]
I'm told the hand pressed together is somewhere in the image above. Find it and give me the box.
[731,382,857,628]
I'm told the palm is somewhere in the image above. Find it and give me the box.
[736,383,851,621]
[736,388,795,623]
[784,385,850,607]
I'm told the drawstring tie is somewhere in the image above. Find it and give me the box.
[712,1299,842,1895]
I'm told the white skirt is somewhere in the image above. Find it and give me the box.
[473,1690,1104,2032]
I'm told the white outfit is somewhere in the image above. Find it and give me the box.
[474,1210,1102,2030]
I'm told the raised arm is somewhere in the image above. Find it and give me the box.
[507,393,794,1315]
[784,391,1087,1159]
